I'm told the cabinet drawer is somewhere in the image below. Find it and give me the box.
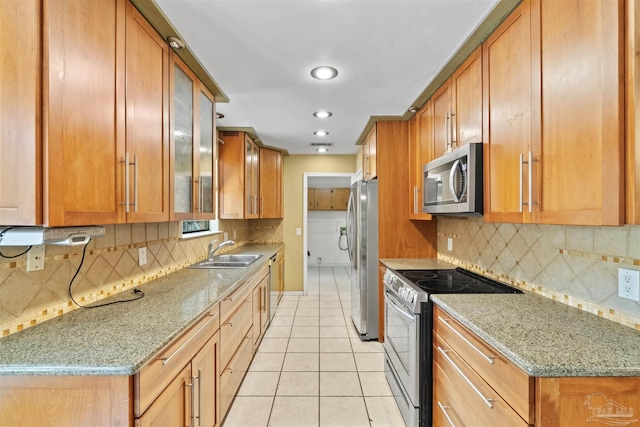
[220,331,253,419]
[220,281,252,325]
[433,381,466,427]
[433,306,533,422]
[220,298,253,369]
[433,333,529,427]
[135,309,218,416]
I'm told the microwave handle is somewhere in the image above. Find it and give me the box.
[448,159,465,203]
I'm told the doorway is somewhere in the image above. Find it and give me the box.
[303,172,355,294]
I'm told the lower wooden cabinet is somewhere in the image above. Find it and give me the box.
[433,305,640,427]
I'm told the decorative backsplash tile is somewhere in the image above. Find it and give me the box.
[438,217,640,330]
[0,219,283,337]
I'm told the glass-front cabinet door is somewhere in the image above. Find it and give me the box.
[170,52,216,221]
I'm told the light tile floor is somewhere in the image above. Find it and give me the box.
[222,266,405,427]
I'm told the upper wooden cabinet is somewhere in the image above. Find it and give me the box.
[308,188,349,211]
[484,0,624,225]
[218,131,261,219]
[362,124,377,180]
[259,148,283,218]
[408,101,434,220]
[0,0,41,225]
[483,0,533,224]
[170,54,217,221]
[433,47,483,159]
[530,0,623,225]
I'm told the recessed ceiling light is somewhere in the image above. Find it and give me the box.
[313,110,332,119]
[316,148,328,153]
[310,66,338,80]
[167,36,185,49]
[408,106,419,113]
[314,130,329,137]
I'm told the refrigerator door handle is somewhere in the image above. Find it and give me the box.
[346,192,355,263]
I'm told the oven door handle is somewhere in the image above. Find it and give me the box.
[385,291,415,322]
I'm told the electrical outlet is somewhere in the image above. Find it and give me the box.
[223,232,229,241]
[26,245,45,271]
[447,237,453,252]
[138,247,148,266]
[618,268,640,301]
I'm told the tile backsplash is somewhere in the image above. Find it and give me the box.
[438,217,640,330]
[0,219,283,337]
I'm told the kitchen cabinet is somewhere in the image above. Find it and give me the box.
[218,131,260,219]
[362,124,377,180]
[275,249,285,303]
[135,308,220,426]
[433,305,640,427]
[259,148,283,218]
[0,0,41,225]
[482,0,533,224]
[432,47,483,160]
[408,101,434,220]
[125,2,170,223]
[308,188,349,210]
[170,53,217,221]
[484,0,624,226]
[45,0,126,226]
[252,273,269,352]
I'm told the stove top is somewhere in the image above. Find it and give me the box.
[395,268,520,294]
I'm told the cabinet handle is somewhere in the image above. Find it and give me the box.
[132,155,138,212]
[260,196,263,216]
[528,150,533,213]
[437,346,494,409]
[437,401,458,427]
[413,186,418,215]
[450,111,456,148]
[120,153,137,213]
[160,314,216,366]
[519,153,524,213]
[187,380,195,427]
[437,316,496,365]
[445,112,450,150]
[196,369,202,426]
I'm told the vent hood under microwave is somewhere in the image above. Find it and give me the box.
[0,226,106,246]
[423,142,483,216]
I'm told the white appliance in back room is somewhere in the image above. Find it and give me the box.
[346,179,378,341]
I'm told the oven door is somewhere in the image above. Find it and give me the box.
[383,289,419,405]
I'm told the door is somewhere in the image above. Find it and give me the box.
[46,0,126,226]
[432,82,452,159]
[192,336,219,427]
[259,148,282,218]
[137,364,192,427]
[452,46,483,147]
[347,183,361,330]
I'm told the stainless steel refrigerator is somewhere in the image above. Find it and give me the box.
[346,179,379,341]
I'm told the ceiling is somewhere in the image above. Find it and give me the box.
[154,0,500,155]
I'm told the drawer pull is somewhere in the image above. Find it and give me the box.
[438,316,496,365]
[437,401,458,427]
[437,346,494,409]
[160,314,216,366]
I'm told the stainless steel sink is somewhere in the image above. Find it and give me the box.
[189,254,263,269]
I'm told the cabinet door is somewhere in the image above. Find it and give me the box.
[314,189,332,210]
[307,188,315,210]
[409,102,434,220]
[259,148,282,218]
[192,335,219,427]
[46,0,126,226]
[483,0,533,224]
[125,2,169,223]
[432,82,452,160]
[332,189,350,211]
[244,135,260,219]
[170,54,196,221]
[0,0,41,225]
[531,0,624,225]
[195,87,216,219]
[408,116,420,219]
[276,252,285,303]
[451,46,483,147]
[137,364,192,427]
[252,284,262,350]
[218,131,245,219]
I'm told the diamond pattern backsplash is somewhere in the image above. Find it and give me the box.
[438,217,640,330]
[0,219,283,337]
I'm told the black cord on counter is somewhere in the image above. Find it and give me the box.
[68,239,145,308]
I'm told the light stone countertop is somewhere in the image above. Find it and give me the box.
[431,293,640,377]
[0,243,283,376]
[380,258,640,377]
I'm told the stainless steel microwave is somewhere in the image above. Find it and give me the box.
[423,142,483,215]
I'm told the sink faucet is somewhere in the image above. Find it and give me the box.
[208,239,235,259]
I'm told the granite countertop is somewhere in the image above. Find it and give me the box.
[0,243,283,376]
[432,293,640,377]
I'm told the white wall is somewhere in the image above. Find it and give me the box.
[307,210,350,266]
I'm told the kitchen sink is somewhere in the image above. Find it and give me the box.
[189,254,263,269]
